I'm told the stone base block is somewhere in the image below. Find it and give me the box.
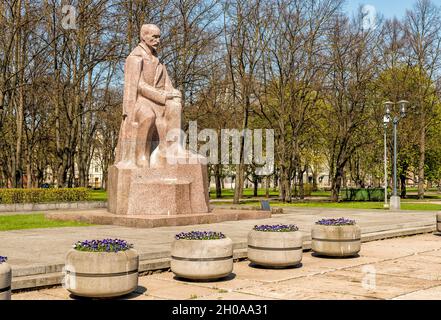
[389,196,401,211]
[128,179,192,215]
[107,163,209,215]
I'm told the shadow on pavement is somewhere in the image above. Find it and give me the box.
[247,262,303,270]
[310,252,360,259]
[173,273,237,283]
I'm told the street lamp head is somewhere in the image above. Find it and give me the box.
[398,100,408,117]
[383,101,393,115]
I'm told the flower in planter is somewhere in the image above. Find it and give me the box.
[253,224,299,232]
[315,218,356,226]
[73,239,133,252]
[0,256,7,264]
[175,231,226,240]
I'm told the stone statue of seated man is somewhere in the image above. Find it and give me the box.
[108,24,209,216]
[115,24,184,168]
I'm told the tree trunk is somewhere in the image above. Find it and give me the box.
[298,168,304,200]
[101,167,108,190]
[13,0,24,188]
[400,172,407,198]
[418,119,425,199]
[331,166,344,202]
[214,164,222,198]
[233,164,244,204]
[265,176,270,198]
[284,170,292,202]
[279,166,287,201]
[57,156,68,188]
[312,169,318,191]
[26,145,32,189]
[253,174,258,197]
[67,157,75,188]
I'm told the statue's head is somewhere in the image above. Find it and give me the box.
[140,24,161,54]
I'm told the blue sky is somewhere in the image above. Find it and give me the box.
[344,0,418,20]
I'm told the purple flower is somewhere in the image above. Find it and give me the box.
[253,224,299,232]
[0,256,7,264]
[73,239,133,252]
[175,231,226,240]
[315,218,356,226]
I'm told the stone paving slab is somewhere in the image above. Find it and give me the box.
[392,285,441,300]
[1,207,439,290]
[12,233,441,300]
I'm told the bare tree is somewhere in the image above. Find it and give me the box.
[323,12,382,201]
[404,0,441,198]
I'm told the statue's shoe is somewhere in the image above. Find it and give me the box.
[150,147,168,168]
[135,157,150,168]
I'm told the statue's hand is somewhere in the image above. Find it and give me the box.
[172,89,182,98]
[166,90,182,101]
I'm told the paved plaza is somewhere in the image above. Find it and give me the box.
[2,207,436,270]
[0,207,439,292]
[12,233,441,300]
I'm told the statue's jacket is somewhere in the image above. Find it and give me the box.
[115,42,175,164]
[122,42,174,118]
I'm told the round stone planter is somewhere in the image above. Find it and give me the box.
[0,262,11,300]
[171,238,233,280]
[311,224,361,257]
[437,213,441,233]
[64,249,139,298]
[247,230,303,267]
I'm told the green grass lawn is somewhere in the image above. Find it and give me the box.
[215,200,441,211]
[406,187,440,192]
[309,190,331,197]
[0,214,93,231]
[209,188,280,199]
[208,188,331,199]
[402,194,441,200]
[86,188,441,201]
[87,189,108,201]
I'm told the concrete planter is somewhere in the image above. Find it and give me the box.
[437,213,441,232]
[0,262,11,300]
[64,249,139,298]
[247,230,303,267]
[171,238,233,280]
[311,224,361,257]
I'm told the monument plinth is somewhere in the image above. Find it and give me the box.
[107,24,210,216]
[108,164,209,215]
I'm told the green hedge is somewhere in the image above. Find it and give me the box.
[0,188,90,204]
[340,188,387,202]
